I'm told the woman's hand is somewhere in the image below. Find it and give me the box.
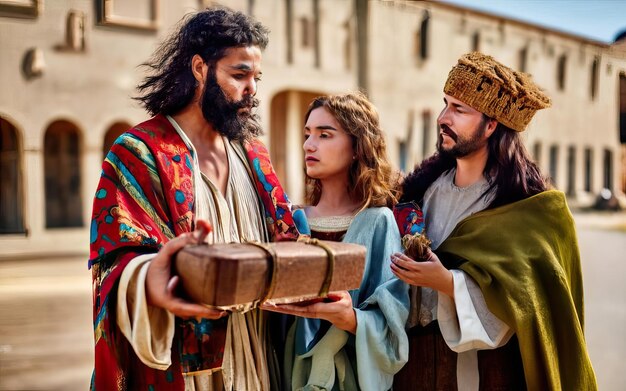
[146,220,227,319]
[390,249,455,298]
[261,291,357,334]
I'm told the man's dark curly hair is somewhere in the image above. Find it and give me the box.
[134,7,269,116]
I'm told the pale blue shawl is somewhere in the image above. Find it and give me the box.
[285,207,409,391]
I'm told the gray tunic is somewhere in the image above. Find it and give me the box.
[418,168,512,391]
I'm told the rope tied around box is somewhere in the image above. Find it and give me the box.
[299,237,336,298]
[245,238,336,304]
[244,240,279,304]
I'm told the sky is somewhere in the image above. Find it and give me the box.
[441,0,626,44]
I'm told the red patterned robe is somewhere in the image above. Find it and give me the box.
[89,114,300,390]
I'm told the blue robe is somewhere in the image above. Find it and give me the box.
[286,207,409,391]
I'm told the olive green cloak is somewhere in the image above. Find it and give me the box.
[437,190,597,390]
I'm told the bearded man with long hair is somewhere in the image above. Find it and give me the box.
[391,52,597,390]
[88,7,303,390]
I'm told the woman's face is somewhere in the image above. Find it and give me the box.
[303,107,354,181]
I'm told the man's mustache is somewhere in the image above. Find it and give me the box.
[235,95,259,110]
[440,124,458,141]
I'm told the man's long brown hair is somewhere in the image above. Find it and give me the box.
[401,118,550,208]
[304,92,399,210]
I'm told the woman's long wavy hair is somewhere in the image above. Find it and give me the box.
[304,92,400,210]
[401,118,550,209]
[134,7,269,116]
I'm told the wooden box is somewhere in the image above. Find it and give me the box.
[174,240,366,309]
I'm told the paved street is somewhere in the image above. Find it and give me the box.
[0,257,93,390]
[0,212,625,390]
[577,226,626,390]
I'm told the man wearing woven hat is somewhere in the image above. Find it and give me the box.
[390,52,597,390]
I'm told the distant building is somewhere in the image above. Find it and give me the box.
[1,0,625,258]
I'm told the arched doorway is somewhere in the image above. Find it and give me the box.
[270,90,324,204]
[44,120,83,228]
[0,117,25,234]
[103,121,131,158]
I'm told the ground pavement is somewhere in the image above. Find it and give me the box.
[0,210,625,390]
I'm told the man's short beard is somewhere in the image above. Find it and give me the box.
[437,117,489,158]
[200,72,262,141]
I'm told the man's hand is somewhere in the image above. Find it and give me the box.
[261,291,357,334]
[390,249,455,298]
[146,220,227,319]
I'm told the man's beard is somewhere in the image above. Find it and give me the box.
[200,73,262,141]
[437,119,488,158]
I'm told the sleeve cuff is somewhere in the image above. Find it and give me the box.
[437,270,511,352]
[117,253,175,370]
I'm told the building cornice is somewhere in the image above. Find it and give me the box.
[414,0,611,48]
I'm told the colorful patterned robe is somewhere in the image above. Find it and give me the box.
[89,114,301,390]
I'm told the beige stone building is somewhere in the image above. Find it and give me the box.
[1,0,625,258]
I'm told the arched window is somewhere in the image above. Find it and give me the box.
[102,121,130,158]
[0,117,25,234]
[619,72,626,144]
[590,56,599,100]
[518,46,528,72]
[603,148,613,190]
[44,120,83,228]
[398,139,408,173]
[584,147,593,192]
[400,110,414,173]
[533,141,542,166]
[343,18,352,70]
[285,0,293,64]
[415,12,430,62]
[471,31,481,52]
[300,17,313,48]
[422,110,432,159]
[619,73,626,193]
[557,54,567,91]
[549,145,559,186]
[313,0,320,68]
[567,145,576,196]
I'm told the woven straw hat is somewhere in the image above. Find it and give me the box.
[444,52,551,131]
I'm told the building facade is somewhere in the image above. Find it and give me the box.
[1,0,625,258]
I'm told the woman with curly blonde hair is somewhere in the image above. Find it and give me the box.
[262,92,409,391]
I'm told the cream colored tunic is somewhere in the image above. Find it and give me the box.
[116,116,270,391]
